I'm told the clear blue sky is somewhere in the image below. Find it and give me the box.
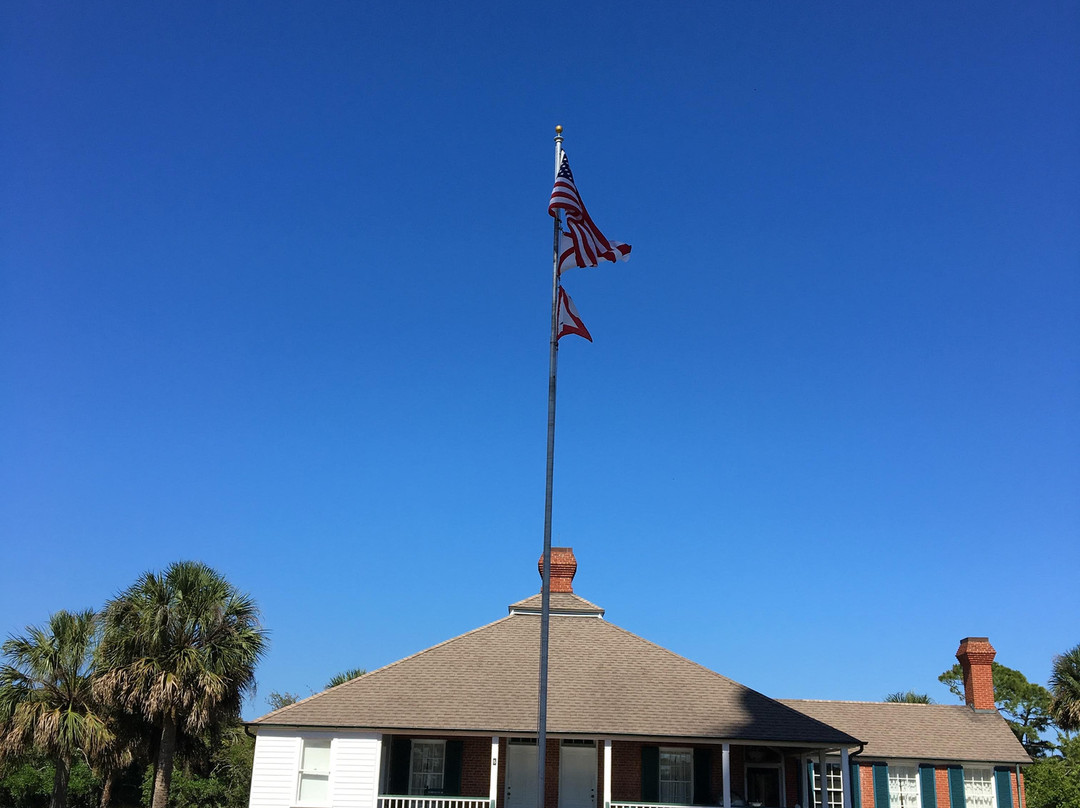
[2,2,1077,719]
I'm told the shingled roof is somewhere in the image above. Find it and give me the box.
[252,600,857,747]
[779,700,1030,765]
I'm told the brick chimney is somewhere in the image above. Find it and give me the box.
[956,637,997,711]
[537,547,576,593]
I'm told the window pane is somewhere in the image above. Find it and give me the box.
[410,741,446,795]
[302,741,332,773]
[299,773,330,803]
[964,768,995,808]
[659,749,693,805]
[888,766,918,808]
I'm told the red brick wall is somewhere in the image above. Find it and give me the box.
[935,766,950,808]
[784,755,800,807]
[611,740,642,801]
[460,736,494,798]
[859,762,875,808]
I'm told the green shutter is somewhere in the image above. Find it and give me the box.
[994,768,1013,808]
[389,737,411,794]
[850,762,861,808]
[444,740,464,796]
[693,748,711,805]
[947,767,965,808]
[919,765,937,808]
[872,763,889,808]
[641,746,659,802]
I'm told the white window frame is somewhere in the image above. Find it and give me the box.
[409,739,447,796]
[296,737,333,806]
[659,747,694,805]
[811,761,843,808]
[963,766,997,808]
[886,763,920,808]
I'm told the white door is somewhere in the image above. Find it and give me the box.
[559,743,597,808]
[506,743,539,808]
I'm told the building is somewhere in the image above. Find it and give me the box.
[247,549,1029,808]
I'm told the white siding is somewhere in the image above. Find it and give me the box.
[332,734,382,808]
[248,730,382,808]
[250,731,300,808]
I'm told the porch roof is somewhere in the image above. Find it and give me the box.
[252,599,857,748]
[779,700,1030,765]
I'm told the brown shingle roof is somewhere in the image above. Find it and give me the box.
[253,606,856,746]
[508,592,605,615]
[779,700,1030,765]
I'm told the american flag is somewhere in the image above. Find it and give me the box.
[548,153,631,274]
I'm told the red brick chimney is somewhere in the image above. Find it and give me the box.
[538,547,576,593]
[956,637,997,710]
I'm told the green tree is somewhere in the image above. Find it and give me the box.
[96,561,267,808]
[0,610,113,808]
[266,691,300,711]
[1025,733,1080,808]
[326,668,366,689]
[1050,644,1080,732]
[884,691,933,703]
[939,661,1053,756]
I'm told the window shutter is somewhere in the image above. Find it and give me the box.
[444,740,464,796]
[641,746,659,802]
[918,765,936,808]
[390,738,412,794]
[994,768,1013,808]
[850,762,861,808]
[872,763,889,808]
[946,767,964,808]
[693,748,711,805]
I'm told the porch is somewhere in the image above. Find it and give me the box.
[377,735,856,808]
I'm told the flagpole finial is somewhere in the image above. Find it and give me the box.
[554,125,563,143]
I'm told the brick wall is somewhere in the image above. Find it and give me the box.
[460,736,494,798]
[859,762,875,808]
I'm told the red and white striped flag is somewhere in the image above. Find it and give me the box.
[556,287,592,342]
[549,152,631,274]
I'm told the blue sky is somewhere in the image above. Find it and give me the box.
[2,2,1077,718]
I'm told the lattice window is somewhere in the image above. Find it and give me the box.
[812,762,843,808]
[964,767,996,808]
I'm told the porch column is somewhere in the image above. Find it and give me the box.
[603,740,612,808]
[490,736,501,808]
[818,751,828,808]
[722,743,731,808]
[839,749,851,808]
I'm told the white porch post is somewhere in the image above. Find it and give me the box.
[818,751,828,808]
[603,740,612,808]
[490,737,501,808]
[372,734,385,808]
[722,744,731,808]
[840,749,851,808]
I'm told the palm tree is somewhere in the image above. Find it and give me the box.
[96,561,267,808]
[1050,644,1080,732]
[326,668,367,688]
[884,690,933,703]
[0,610,113,808]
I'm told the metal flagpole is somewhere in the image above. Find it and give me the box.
[537,123,564,808]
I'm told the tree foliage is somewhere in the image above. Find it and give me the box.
[1025,734,1080,808]
[96,561,267,808]
[266,691,299,712]
[326,669,366,689]
[0,610,114,808]
[939,661,1054,756]
[884,690,933,703]
[1051,644,1080,732]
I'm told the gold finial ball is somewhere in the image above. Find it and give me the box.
[555,125,563,134]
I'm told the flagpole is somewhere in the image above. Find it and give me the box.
[537,123,564,808]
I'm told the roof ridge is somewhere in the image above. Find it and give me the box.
[781,698,970,708]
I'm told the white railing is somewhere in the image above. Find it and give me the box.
[611,803,708,808]
[379,796,492,808]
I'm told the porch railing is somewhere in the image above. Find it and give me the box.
[379,796,492,808]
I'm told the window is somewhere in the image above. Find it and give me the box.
[812,762,843,808]
[887,765,919,808]
[298,739,331,805]
[659,748,693,804]
[964,767,996,808]
[410,740,447,795]
[745,746,782,807]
